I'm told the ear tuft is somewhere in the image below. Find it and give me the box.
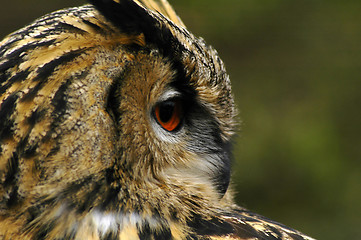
[88,0,184,58]
[88,0,154,35]
[88,0,184,34]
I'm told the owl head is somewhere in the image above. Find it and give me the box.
[0,0,237,237]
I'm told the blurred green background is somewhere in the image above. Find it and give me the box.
[1,0,360,239]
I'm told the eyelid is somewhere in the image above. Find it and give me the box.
[158,89,182,102]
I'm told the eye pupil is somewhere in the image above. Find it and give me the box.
[158,101,175,123]
[154,99,182,132]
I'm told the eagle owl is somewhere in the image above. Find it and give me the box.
[0,0,314,239]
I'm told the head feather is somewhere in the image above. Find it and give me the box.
[134,0,186,27]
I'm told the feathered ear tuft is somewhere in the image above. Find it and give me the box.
[88,0,185,58]
[88,0,156,35]
[88,0,184,33]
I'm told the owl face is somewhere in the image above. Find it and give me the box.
[0,0,236,237]
[114,49,234,194]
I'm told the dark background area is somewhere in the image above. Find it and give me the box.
[1,1,360,239]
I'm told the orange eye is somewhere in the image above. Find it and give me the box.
[154,100,183,132]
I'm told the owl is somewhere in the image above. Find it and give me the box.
[0,0,314,239]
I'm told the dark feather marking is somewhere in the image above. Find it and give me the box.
[267,225,283,239]
[77,180,104,213]
[100,182,121,211]
[42,68,90,144]
[81,19,110,35]
[105,69,123,124]
[19,82,43,103]
[15,133,30,158]
[33,220,56,240]
[169,56,197,110]
[20,49,84,103]
[25,196,58,225]
[137,221,172,240]
[0,57,19,77]
[154,227,173,240]
[33,49,85,82]
[137,222,151,239]
[22,143,39,159]
[0,39,57,73]
[99,167,127,211]
[6,185,22,208]
[3,152,19,187]
[58,175,111,215]
[188,215,234,237]
[27,27,62,40]
[0,69,31,96]
[50,75,72,116]
[62,175,95,198]
[231,221,268,239]
[44,145,61,159]
[6,109,45,160]
[27,108,46,127]
[0,119,15,143]
[2,153,22,209]
[26,206,41,224]
[0,72,7,86]
[0,93,18,142]
[56,22,89,35]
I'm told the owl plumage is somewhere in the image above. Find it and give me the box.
[0,0,314,239]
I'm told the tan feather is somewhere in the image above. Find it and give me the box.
[134,0,186,27]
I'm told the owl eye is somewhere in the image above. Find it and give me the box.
[154,99,183,132]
